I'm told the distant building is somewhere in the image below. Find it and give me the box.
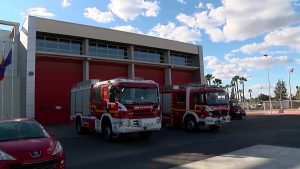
[1,16,205,124]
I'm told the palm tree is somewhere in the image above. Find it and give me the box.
[239,77,247,102]
[248,89,253,100]
[224,84,231,93]
[232,76,240,100]
[239,89,243,101]
[230,80,236,100]
[213,78,222,87]
[205,74,214,85]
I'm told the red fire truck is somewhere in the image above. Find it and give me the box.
[160,83,230,131]
[70,78,161,141]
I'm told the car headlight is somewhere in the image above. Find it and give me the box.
[52,141,63,155]
[0,150,16,160]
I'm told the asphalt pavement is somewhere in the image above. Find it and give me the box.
[46,115,300,169]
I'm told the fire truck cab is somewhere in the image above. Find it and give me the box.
[160,83,230,131]
[70,78,161,141]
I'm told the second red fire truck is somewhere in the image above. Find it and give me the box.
[70,78,161,141]
[160,83,230,131]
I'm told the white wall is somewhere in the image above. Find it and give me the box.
[0,29,20,119]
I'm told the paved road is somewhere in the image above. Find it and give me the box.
[46,115,300,169]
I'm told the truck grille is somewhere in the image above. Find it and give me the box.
[131,110,154,118]
[11,159,59,169]
[211,110,228,117]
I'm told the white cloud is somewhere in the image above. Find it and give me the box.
[177,0,300,42]
[177,0,186,4]
[148,22,200,44]
[196,2,203,8]
[264,26,300,51]
[21,7,55,19]
[108,0,160,21]
[235,26,300,55]
[239,43,269,54]
[84,7,114,23]
[204,55,290,80]
[61,0,71,8]
[112,25,143,34]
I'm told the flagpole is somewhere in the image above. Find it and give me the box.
[11,43,14,119]
[1,40,4,119]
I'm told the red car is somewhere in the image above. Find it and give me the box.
[229,100,246,119]
[0,119,65,169]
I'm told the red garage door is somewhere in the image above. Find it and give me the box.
[35,56,82,124]
[172,69,193,85]
[135,65,164,85]
[90,61,128,80]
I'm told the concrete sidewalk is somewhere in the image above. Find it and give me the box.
[246,109,300,115]
[171,145,300,169]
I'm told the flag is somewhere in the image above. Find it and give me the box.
[0,54,3,66]
[0,49,12,81]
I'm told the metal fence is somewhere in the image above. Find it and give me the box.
[240,100,300,111]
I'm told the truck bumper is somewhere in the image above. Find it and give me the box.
[203,115,231,126]
[112,117,161,134]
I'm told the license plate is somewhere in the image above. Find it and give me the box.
[140,119,155,127]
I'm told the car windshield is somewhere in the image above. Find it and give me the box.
[119,87,158,104]
[206,92,229,105]
[0,121,49,142]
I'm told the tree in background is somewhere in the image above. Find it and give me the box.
[296,86,300,100]
[230,86,235,100]
[232,76,240,100]
[248,89,253,100]
[213,78,222,87]
[258,94,270,101]
[224,84,231,93]
[239,77,247,102]
[230,80,236,99]
[205,74,214,85]
[274,79,288,101]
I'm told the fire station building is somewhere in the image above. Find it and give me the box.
[1,16,205,124]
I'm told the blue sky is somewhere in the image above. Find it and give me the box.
[0,0,299,98]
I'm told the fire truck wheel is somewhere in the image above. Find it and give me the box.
[185,117,197,132]
[102,122,114,142]
[76,118,85,134]
[139,131,152,139]
[209,125,220,131]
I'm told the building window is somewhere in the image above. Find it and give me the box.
[36,35,82,55]
[170,52,193,66]
[134,48,164,63]
[88,41,128,59]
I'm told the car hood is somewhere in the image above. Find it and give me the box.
[0,137,56,163]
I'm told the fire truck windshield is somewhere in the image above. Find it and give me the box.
[206,92,229,105]
[119,87,158,105]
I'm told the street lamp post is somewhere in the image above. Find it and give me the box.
[288,67,294,109]
[264,54,272,115]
